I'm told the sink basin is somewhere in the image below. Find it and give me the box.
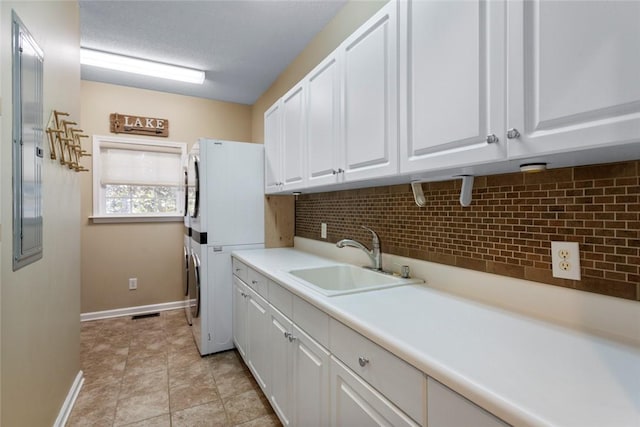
[287,265,422,296]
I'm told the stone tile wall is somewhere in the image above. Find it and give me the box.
[295,161,640,300]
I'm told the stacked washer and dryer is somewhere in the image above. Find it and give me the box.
[184,139,264,355]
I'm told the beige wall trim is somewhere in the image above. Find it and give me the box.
[53,371,84,427]
[81,300,188,322]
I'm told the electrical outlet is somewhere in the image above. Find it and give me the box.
[129,277,138,290]
[551,242,581,280]
[321,223,327,239]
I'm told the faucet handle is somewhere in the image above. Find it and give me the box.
[360,226,380,245]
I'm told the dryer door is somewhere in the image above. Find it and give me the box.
[182,167,189,218]
[187,154,200,220]
[190,252,201,319]
[182,245,189,297]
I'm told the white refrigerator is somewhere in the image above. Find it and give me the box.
[187,139,264,355]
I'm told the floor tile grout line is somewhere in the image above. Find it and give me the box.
[75,310,278,427]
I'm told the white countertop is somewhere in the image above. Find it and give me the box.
[232,248,640,427]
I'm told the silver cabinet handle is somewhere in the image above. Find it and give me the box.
[252,280,258,285]
[235,268,242,272]
[486,134,499,144]
[507,128,521,139]
[284,332,291,339]
[332,168,344,175]
[358,357,369,367]
[288,335,297,342]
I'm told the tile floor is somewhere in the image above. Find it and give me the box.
[68,309,282,426]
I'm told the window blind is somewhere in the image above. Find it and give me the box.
[100,142,182,187]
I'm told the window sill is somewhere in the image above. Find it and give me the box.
[89,215,183,224]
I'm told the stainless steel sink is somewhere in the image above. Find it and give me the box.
[287,264,422,296]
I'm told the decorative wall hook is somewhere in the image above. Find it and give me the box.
[45,110,90,172]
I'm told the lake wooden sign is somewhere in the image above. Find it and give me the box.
[110,113,169,137]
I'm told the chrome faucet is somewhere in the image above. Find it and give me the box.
[336,226,382,271]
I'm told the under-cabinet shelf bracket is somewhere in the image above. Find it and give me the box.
[459,175,474,207]
[411,175,475,208]
[411,181,427,207]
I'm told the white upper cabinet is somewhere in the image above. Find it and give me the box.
[264,83,307,194]
[400,0,506,173]
[266,0,640,194]
[306,53,342,188]
[507,0,640,159]
[340,0,399,182]
[281,83,306,189]
[264,102,282,194]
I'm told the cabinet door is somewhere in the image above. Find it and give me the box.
[399,0,506,173]
[341,1,398,182]
[507,0,640,159]
[232,277,248,359]
[282,83,306,190]
[330,357,419,427]
[306,53,342,188]
[246,288,271,393]
[264,101,282,193]
[292,324,330,427]
[269,307,293,426]
[427,377,508,427]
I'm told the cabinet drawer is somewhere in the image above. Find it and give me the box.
[268,280,293,319]
[331,356,420,427]
[293,296,329,348]
[247,268,268,297]
[329,319,426,426]
[232,258,248,282]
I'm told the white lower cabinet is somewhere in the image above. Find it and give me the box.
[329,318,426,425]
[292,323,330,426]
[268,307,293,426]
[245,286,271,393]
[269,300,331,427]
[232,277,248,359]
[427,377,509,427]
[330,356,419,427]
[235,260,505,427]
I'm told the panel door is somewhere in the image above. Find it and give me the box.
[269,307,293,426]
[264,101,282,193]
[341,0,398,182]
[306,53,342,188]
[330,357,419,427]
[281,83,306,190]
[292,324,330,427]
[232,277,248,359]
[246,288,271,393]
[399,0,506,173]
[507,0,640,159]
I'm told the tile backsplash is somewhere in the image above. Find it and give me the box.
[295,161,640,301]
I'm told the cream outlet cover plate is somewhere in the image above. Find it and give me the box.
[551,241,581,280]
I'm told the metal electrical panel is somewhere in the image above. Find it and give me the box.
[12,11,44,270]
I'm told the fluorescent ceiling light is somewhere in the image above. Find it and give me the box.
[80,48,205,84]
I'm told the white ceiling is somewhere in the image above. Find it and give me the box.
[80,0,347,105]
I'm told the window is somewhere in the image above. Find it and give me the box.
[92,135,186,221]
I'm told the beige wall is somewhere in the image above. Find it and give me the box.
[1,2,81,425]
[80,81,252,313]
[252,0,387,247]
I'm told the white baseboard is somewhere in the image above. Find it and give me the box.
[81,300,188,322]
[54,370,84,427]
